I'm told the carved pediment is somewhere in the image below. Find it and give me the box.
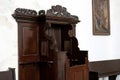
[46,5,79,20]
[13,5,79,23]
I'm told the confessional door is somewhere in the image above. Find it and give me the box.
[18,22,40,80]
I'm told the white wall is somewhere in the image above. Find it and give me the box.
[0,0,120,79]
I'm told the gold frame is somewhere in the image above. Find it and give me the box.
[92,0,110,35]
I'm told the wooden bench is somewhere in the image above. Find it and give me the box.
[66,51,89,80]
[89,59,120,80]
[0,68,16,80]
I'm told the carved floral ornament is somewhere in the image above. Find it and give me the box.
[46,5,79,20]
[14,8,37,16]
[13,5,79,21]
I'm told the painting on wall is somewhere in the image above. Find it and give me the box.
[92,0,110,35]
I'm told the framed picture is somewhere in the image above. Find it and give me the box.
[92,0,110,35]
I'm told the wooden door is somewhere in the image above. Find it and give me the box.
[18,22,40,80]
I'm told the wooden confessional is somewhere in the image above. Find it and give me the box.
[12,5,89,80]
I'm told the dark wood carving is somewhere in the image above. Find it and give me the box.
[46,5,79,20]
[12,5,88,80]
[14,8,37,16]
[44,24,59,52]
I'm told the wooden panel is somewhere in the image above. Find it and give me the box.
[18,23,39,63]
[71,72,75,80]
[22,27,38,55]
[75,71,83,80]
[70,65,88,80]
[66,59,89,80]
[19,64,40,80]
[69,71,85,80]
[84,69,89,80]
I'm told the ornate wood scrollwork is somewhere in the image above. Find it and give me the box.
[14,8,37,16]
[46,5,79,20]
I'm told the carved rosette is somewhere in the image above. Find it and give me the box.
[46,5,79,20]
[14,8,37,16]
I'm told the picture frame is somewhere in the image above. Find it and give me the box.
[92,0,110,35]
